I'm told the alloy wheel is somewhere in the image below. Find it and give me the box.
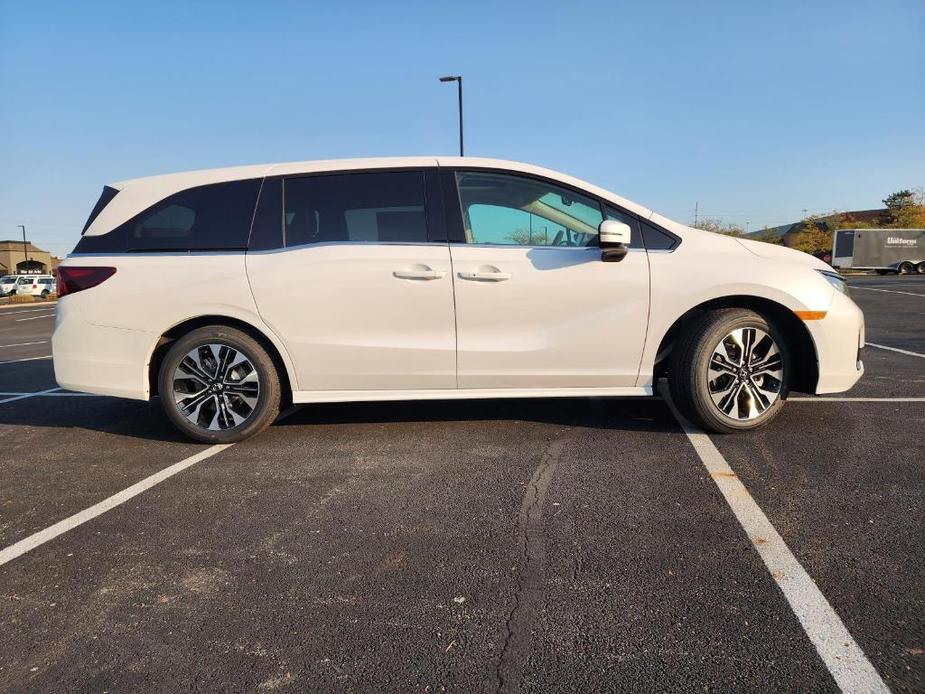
[172,343,260,430]
[707,327,784,421]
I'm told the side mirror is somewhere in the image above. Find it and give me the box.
[599,219,631,262]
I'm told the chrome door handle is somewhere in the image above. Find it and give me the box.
[457,271,512,282]
[393,269,446,280]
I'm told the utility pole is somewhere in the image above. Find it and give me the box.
[439,75,464,156]
[17,225,28,274]
[693,202,699,227]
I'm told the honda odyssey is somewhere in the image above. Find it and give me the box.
[53,158,864,442]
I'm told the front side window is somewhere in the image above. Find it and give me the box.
[456,172,603,247]
[283,171,428,246]
[73,179,261,253]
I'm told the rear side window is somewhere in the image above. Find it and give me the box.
[82,186,119,233]
[74,180,261,253]
[282,171,428,246]
[640,221,679,251]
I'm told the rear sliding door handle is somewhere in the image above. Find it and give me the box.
[392,269,446,281]
[457,271,512,282]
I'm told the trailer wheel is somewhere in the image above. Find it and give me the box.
[898,261,914,275]
[916,262,925,275]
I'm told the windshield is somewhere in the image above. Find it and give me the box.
[0,276,16,283]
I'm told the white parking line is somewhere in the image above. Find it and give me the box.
[791,396,925,402]
[15,314,54,322]
[852,286,925,298]
[663,393,889,693]
[0,387,60,404]
[867,342,925,359]
[0,444,231,567]
[0,308,56,316]
[0,340,49,348]
[0,391,98,397]
[0,355,52,364]
[0,407,297,567]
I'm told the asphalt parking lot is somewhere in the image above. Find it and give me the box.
[0,277,922,693]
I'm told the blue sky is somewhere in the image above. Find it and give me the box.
[1,0,922,256]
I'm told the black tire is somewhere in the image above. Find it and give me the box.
[898,261,914,275]
[41,290,49,299]
[668,308,790,433]
[916,262,925,275]
[158,325,281,443]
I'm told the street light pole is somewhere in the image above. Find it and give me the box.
[17,225,28,274]
[439,75,464,156]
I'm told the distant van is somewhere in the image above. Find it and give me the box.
[10,275,56,298]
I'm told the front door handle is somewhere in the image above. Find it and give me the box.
[393,268,446,281]
[457,271,512,282]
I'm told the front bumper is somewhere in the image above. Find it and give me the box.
[805,290,865,394]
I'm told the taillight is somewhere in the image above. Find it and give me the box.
[56,266,116,298]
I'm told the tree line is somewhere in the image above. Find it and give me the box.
[693,188,925,254]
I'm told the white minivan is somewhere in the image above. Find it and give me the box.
[6,274,56,298]
[53,158,864,442]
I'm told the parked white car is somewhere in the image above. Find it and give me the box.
[7,274,56,298]
[0,275,19,296]
[53,157,864,442]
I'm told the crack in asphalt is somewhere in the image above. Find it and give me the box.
[495,437,567,693]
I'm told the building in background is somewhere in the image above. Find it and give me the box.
[0,240,60,275]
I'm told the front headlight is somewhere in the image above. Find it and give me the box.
[817,269,848,295]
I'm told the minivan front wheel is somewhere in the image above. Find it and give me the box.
[669,309,789,433]
[158,326,281,443]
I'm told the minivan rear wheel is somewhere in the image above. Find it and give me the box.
[158,326,281,443]
[669,309,790,433]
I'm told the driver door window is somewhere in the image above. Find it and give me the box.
[456,172,603,247]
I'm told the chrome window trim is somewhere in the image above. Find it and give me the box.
[68,242,664,258]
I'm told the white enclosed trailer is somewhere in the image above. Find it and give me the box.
[831,228,925,274]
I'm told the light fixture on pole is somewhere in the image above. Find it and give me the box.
[17,225,28,274]
[439,75,464,156]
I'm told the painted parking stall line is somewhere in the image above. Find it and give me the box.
[0,444,231,567]
[662,390,890,693]
[0,408,296,567]
[852,286,925,298]
[0,309,56,317]
[0,391,98,397]
[0,340,49,348]
[867,342,925,359]
[0,387,60,405]
[790,396,925,402]
[0,355,52,365]
[15,314,55,322]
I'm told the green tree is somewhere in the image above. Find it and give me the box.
[692,217,745,236]
[833,211,873,229]
[752,227,784,245]
[881,189,925,227]
[883,190,916,210]
[789,215,832,255]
